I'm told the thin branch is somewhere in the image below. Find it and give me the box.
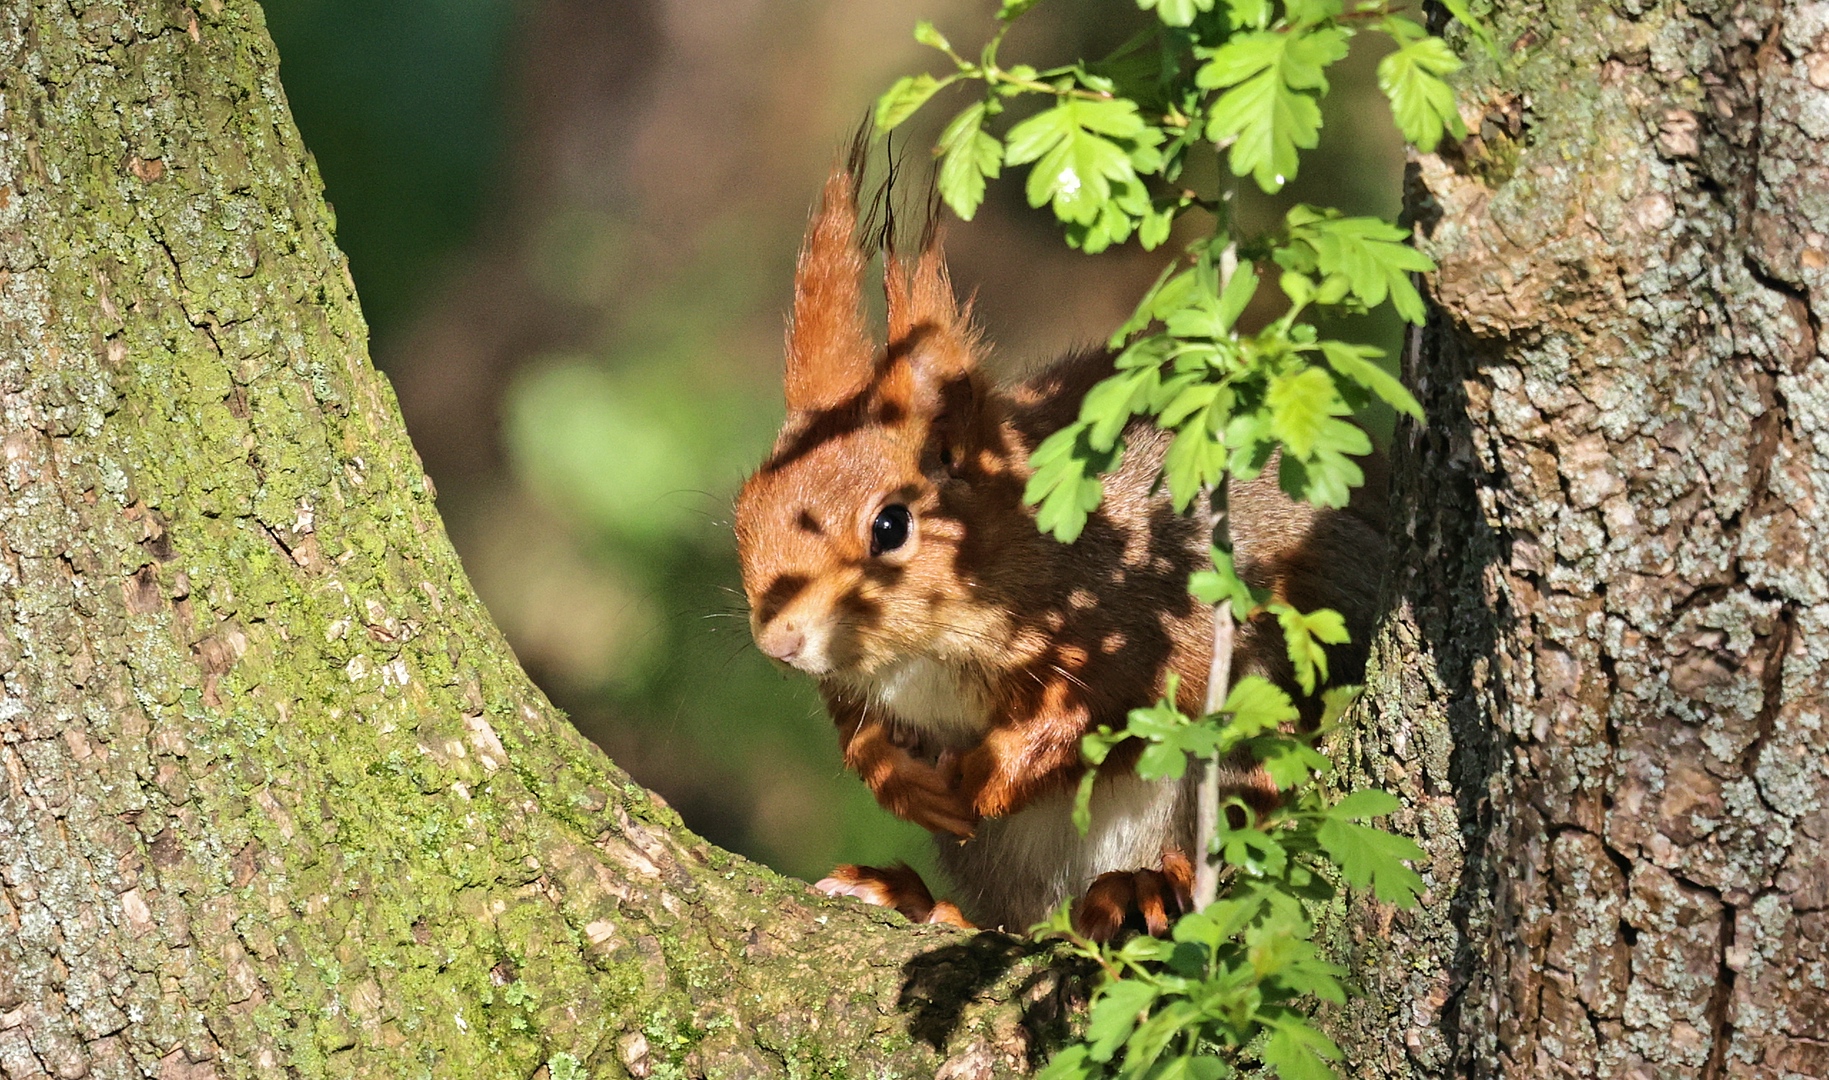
[1193,238,1240,912]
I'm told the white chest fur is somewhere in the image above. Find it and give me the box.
[853,655,992,747]
[938,768,1195,931]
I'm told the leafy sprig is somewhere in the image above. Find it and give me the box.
[1052,676,1423,1080]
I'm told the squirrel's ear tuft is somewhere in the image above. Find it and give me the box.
[785,163,874,413]
[880,238,987,458]
[885,239,981,389]
[885,241,965,353]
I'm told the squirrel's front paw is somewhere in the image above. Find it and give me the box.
[814,864,971,928]
[1072,849,1195,942]
[848,734,980,837]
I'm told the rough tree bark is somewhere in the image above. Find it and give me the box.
[1338,1,1829,1077]
[0,3,1071,1077]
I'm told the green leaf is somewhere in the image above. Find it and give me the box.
[1276,604,1348,696]
[1151,267,1205,322]
[1220,675,1298,738]
[997,0,1048,20]
[1122,1000,1201,1075]
[1251,735,1331,788]
[1265,366,1349,461]
[1189,546,1266,621]
[1036,1044,1097,1080]
[1259,1017,1342,1080]
[1139,0,1215,27]
[1080,368,1156,451]
[1158,383,1219,429]
[1007,99,1161,227]
[1218,825,1287,876]
[1315,816,1425,905]
[1198,27,1347,192]
[936,102,1004,221]
[1086,978,1159,1062]
[1277,446,1364,510]
[1331,788,1400,820]
[913,19,950,51]
[876,73,949,134]
[1378,26,1467,152]
[1026,422,1122,543]
[1139,202,1175,250]
[1224,0,1272,29]
[1162,419,1228,511]
[1318,341,1421,419]
[1072,768,1099,835]
[1216,263,1259,331]
[1284,207,1434,323]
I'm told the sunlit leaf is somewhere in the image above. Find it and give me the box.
[1378,27,1466,152]
[1138,0,1215,27]
[876,73,948,133]
[1026,422,1122,543]
[1315,816,1425,905]
[1198,27,1347,192]
[936,102,1004,220]
[1276,604,1348,696]
[1319,341,1421,419]
[1220,675,1298,737]
[1283,206,1434,323]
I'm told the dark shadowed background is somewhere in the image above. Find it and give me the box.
[261,0,1403,889]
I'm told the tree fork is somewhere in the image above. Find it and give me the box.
[1335,1,1829,1076]
[0,3,1068,1077]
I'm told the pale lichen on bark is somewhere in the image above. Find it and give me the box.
[1337,1,1829,1076]
[0,3,1065,1077]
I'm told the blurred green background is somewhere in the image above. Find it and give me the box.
[262,0,1404,889]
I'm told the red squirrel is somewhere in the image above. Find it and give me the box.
[734,160,1387,940]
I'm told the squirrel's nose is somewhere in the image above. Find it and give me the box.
[758,623,805,664]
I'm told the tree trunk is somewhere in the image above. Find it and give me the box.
[1339,1,1829,1076]
[0,4,1067,1077]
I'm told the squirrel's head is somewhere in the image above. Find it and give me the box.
[734,161,1003,679]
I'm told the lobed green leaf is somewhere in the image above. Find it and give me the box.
[936,102,1004,220]
[1260,1016,1343,1080]
[1086,978,1161,1062]
[876,73,950,133]
[1198,27,1347,192]
[1315,817,1426,905]
[1276,604,1348,696]
[1319,340,1421,419]
[1379,31,1467,152]
[1284,206,1434,323]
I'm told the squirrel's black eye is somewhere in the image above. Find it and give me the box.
[870,504,912,557]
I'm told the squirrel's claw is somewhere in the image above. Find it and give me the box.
[1072,850,1196,942]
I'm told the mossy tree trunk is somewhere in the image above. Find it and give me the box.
[0,3,1067,1077]
[1339,1,1829,1076]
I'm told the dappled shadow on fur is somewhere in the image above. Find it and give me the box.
[897,931,1097,1065]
